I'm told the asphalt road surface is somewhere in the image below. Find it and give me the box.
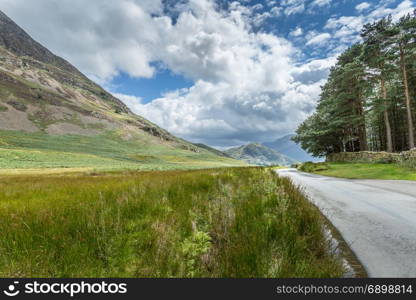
[276,168,416,278]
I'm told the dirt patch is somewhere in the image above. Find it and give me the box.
[45,122,100,136]
[77,114,117,130]
[0,105,38,132]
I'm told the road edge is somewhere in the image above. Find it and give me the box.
[275,169,368,278]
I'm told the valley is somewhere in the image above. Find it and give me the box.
[1,2,415,282]
[0,9,344,279]
[225,143,298,166]
[0,10,243,172]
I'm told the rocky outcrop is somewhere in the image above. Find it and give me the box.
[0,10,80,75]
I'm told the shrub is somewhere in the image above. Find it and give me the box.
[299,162,330,172]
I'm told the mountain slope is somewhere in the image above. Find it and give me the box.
[0,10,244,171]
[192,143,232,158]
[225,143,297,166]
[263,134,321,162]
[0,10,81,76]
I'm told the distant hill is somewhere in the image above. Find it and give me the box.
[225,143,297,166]
[263,134,321,162]
[193,143,232,158]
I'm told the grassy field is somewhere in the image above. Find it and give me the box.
[0,130,244,172]
[0,167,343,278]
[300,162,416,181]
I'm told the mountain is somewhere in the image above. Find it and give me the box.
[225,143,297,166]
[263,134,321,162]
[192,143,232,158]
[0,10,243,171]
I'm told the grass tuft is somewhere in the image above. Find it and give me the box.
[298,162,330,173]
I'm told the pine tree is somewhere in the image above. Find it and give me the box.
[294,14,416,157]
[361,17,395,152]
[394,12,416,149]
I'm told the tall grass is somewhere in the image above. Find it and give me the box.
[0,168,343,277]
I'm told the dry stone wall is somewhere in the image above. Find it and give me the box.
[326,150,416,168]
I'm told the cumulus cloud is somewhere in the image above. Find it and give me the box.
[370,0,414,21]
[292,56,337,84]
[113,93,143,110]
[324,0,415,55]
[0,0,165,79]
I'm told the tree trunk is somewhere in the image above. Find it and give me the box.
[381,77,393,152]
[358,93,368,151]
[400,43,415,149]
[359,126,368,151]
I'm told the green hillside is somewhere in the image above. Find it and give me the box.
[0,10,244,172]
[225,143,297,166]
[0,130,244,172]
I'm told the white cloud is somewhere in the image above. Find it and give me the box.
[324,0,415,55]
[270,7,282,16]
[306,33,331,46]
[0,0,165,80]
[290,27,303,37]
[282,0,305,16]
[311,0,332,7]
[113,93,143,110]
[292,56,337,83]
[266,0,278,7]
[370,0,414,21]
[251,3,264,11]
[355,2,371,12]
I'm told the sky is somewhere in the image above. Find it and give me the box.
[0,0,415,148]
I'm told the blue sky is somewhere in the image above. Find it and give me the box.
[110,69,193,104]
[1,0,414,146]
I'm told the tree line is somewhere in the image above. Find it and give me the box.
[294,12,416,157]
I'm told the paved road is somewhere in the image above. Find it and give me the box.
[276,169,416,278]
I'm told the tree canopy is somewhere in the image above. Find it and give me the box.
[294,11,416,157]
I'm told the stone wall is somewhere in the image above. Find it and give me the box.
[326,150,416,167]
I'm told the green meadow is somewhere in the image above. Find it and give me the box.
[0,130,244,172]
[0,168,343,277]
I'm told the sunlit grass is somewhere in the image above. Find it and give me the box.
[0,130,245,171]
[0,167,92,176]
[0,167,343,278]
[307,162,416,181]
